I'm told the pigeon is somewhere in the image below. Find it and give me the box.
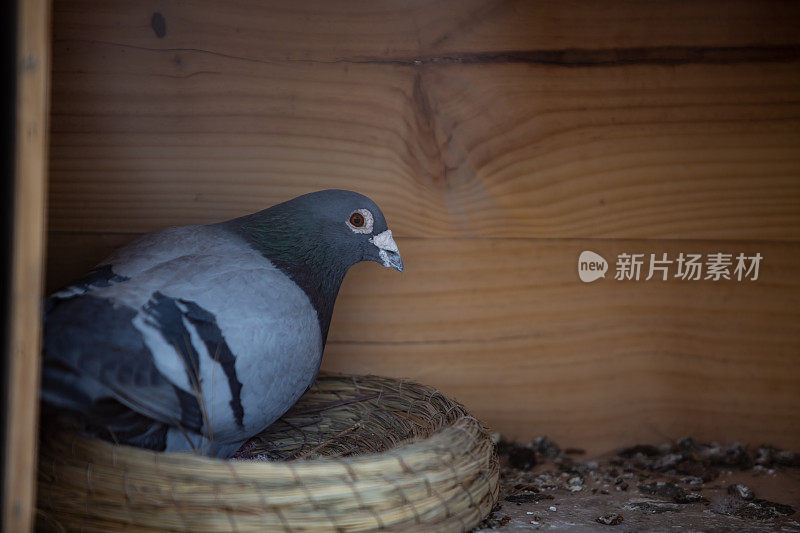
[41,190,403,457]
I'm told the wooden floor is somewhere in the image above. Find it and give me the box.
[46,1,800,454]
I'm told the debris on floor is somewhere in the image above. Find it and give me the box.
[477,436,800,531]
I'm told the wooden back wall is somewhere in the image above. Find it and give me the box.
[47,0,800,454]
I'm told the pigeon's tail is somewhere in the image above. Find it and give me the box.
[41,360,171,450]
[40,359,99,413]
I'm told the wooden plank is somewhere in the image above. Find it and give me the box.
[414,63,800,240]
[49,38,800,239]
[45,233,800,454]
[326,238,800,453]
[52,0,800,62]
[4,0,50,530]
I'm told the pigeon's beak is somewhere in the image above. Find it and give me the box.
[369,230,403,272]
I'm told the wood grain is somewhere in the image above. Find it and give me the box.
[326,237,800,453]
[46,233,800,454]
[45,0,800,456]
[52,1,800,62]
[5,0,50,530]
[49,38,800,238]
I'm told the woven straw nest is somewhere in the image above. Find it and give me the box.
[37,374,499,532]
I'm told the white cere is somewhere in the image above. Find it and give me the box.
[369,230,399,252]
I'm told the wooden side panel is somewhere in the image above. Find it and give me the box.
[46,1,800,455]
[49,40,800,239]
[4,0,50,530]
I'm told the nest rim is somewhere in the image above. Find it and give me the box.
[38,373,500,532]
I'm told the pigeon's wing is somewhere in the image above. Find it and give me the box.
[48,225,210,302]
[43,292,204,432]
[41,226,228,435]
[44,224,323,451]
[43,224,280,438]
[95,247,324,442]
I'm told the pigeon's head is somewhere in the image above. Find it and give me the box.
[236,189,402,341]
[293,189,403,272]
[238,189,403,275]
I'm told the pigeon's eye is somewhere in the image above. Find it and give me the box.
[346,209,373,234]
[350,213,364,227]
